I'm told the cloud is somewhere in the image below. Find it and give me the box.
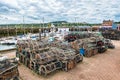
[0,0,120,24]
[0,6,9,13]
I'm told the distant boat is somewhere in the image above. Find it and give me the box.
[16,33,39,40]
[0,33,38,45]
[0,37,17,45]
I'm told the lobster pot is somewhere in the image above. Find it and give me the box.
[114,35,120,40]
[25,51,31,59]
[16,46,19,52]
[21,50,26,56]
[98,47,107,53]
[30,61,34,70]
[23,56,26,65]
[16,39,83,76]
[39,61,62,76]
[84,49,93,57]
[113,36,116,40]
[105,35,108,39]
[0,66,19,80]
[110,35,113,39]
[30,60,36,71]
[18,46,22,52]
[67,60,76,70]
[93,48,98,55]
[16,51,20,58]
[19,54,25,63]
[100,29,120,40]
[74,54,83,63]
[62,60,76,72]
[25,58,30,68]
[54,61,62,69]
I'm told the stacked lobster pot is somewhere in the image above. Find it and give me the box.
[64,32,91,42]
[16,39,83,76]
[31,48,62,76]
[50,41,83,70]
[96,38,108,53]
[17,40,62,76]
[50,47,83,71]
[72,37,108,57]
[100,29,120,40]
[0,56,19,80]
[80,38,98,57]
[104,39,115,49]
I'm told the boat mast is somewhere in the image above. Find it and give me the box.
[5,17,9,37]
[75,17,77,30]
[23,16,25,35]
[43,17,45,37]
[15,25,17,36]
[39,20,41,40]
[32,24,33,33]
[7,24,9,37]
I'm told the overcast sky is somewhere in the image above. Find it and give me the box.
[0,0,120,24]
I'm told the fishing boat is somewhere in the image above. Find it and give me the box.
[0,37,17,45]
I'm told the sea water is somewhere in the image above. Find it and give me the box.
[0,45,16,51]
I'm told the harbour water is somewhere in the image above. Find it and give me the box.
[0,45,16,51]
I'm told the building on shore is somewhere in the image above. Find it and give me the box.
[102,20,113,26]
[101,20,113,28]
[101,20,117,29]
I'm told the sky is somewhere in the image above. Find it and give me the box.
[0,0,120,24]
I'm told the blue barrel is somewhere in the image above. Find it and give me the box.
[79,48,85,55]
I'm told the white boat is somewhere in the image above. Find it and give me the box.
[0,37,17,45]
[16,33,38,40]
